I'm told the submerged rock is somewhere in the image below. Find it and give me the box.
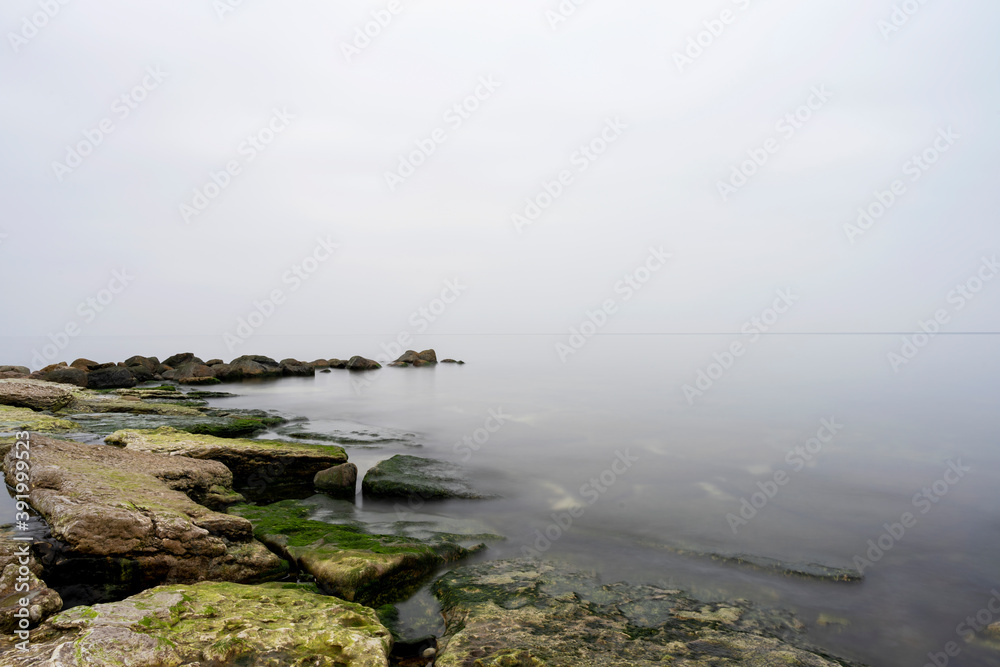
[106,426,348,498]
[432,558,868,667]
[2,581,392,666]
[0,378,75,411]
[362,454,493,500]
[0,527,62,633]
[2,435,286,588]
[231,500,482,606]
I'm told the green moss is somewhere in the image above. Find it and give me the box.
[182,418,276,438]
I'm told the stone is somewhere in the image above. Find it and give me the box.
[162,362,217,383]
[347,356,382,371]
[215,355,284,381]
[310,359,330,368]
[106,427,348,498]
[0,527,62,632]
[0,404,79,434]
[328,359,348,369]
[315,463,358,500]
[1,581,391,666]
[70,358,99,370]
[0,366,30,375]
[86,366,137,389]
[362,455,492,500]
[441,359,465,364]
[0,371,28,379]
[162,353,203,367]
[126,365,155,383]
[123,355,159,372]
[41,366,90,387]
[0,378,75,411]
[231,500,481,606]
[281,359,316,377]
[205,358,224,366]
[432,559,865,667]
[2,435,286,587]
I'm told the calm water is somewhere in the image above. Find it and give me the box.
[3,333,1000,666]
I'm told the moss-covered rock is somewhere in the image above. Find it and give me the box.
[0,404,79,434]
[315,462,358,500]
[2,435,286,588]
[432,559,868,667]
[3,581,392,666]
[106,427,348,498]
[181,415,285,438]
[62,389,205,416]
[231,500,481,606]
[362,454,493,500]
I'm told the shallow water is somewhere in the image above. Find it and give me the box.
[3,333,1000,666]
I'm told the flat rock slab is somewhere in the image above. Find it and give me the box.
[0,404,78,435]
[107,427,348,497]
[3,581,391,666]
[231,500,481,606]
[0,379,75,411]
[2,436,285,587]
[362,454,492,500]
[432,559,869,667]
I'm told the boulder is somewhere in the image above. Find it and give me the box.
[0,371,28,379]
[162,353,203,367]
[347,356,381,371]
[281,359,316,377]
[0,365,30,375]
[432,559,865,667]
[314,463,358,500]
[106,427,348,499]
[310,359,330,368]
[162,362,216,381]
[391,350,437,367]
[124,355,159,372]
[362,455,492,500]
[2,435,285,587]
[89,362,120,371]
[417,349,437,363]
[231,500,480,606]
[70,358,99,370]
[0,378,75,411]
[86,366,137,389]
[205,358,224,366]
[1,581,391,667]
[0,527,62,632]
[126,364,155,383]
[215,355,284,381]
[328,359,348,369]
[42,366,89,387]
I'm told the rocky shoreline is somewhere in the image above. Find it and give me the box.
[0,350,869,666]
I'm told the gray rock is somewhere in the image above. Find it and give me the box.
[86,366,137,389]
[314,463,358,500]
[0,378,76,411]
[41,367,89,387]
[347,356,381,371]
[362,455,492,500]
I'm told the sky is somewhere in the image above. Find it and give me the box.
[1,0,999,360]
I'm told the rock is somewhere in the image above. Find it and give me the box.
[347,356,381,371]
[63,390,205,416]
[215,355,284,381]
[0,378,75,411]
[70,358,99,370]
[281,359,316,377]
[310,359,330,368]
[362,455,492,500]
[179,415,285,438]
[0,404,79,434]
[0,527,62,632]
[162,352,204,367]
[432,559,866,667]
[986,621,1000,640]
[106,427,348,499]
[0,365,30,375]
[315,463,358,500]
[0,371,28,379]
[2,581,392,667]
[89,362,120,371]
[231,500,480,606]
[162,362,216,383]
[124,355,159,372]
[126,365,154,383]
[441,359,465,364]
[86,366,137,389]
[328,359,348,369]
[2,435,286,586]
[40,366,89,387]
[205,358,224,366]
[418,349,437,363]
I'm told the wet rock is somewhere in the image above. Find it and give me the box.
[329,359,348,369]
[347,356,382,371]
[0,378,75,411]
[315,463,358,500]
[86,366,137,390]
[124,355,159,372]
[106,426,348,498]
[2,581,391,667]
[162,362,217,384]
[392,350,438,367]
[0,404,79,434]
[126,365,155,383]
[362,454,492,500]
[441,359,465,364]
[205,358,224,366]
[215,355,284,381]
[40,366,89,387]
[162,352,203,367]
[231,500,481,606]
[281,359,316,377]
[432,558,866,667]
[647,544,863,583]
[311,359,330,368]
[63,389,205,416]
[2,435,286,587]
[70,358,99,370]
[0,527,62,632]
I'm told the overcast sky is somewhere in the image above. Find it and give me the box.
[1,0,998,352]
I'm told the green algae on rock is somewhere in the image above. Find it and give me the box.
[431,559,869,667]
[106,426,348,498]
[362,454,494,500]
[0,404,79,434]
[231,499,483,606]
[2,435,286,589]
[2,581,392,666]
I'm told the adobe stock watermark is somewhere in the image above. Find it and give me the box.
[179,107,295,224]
[717,85,832,202]
[513,117,627,233]
[923,589,1000,667]
[340,0,407,63]
[223,236,338,352]
[51,66,167,183]
[29,269,134,370]
[453,408,511,462]
[384,75,502,192]
[214,0,250,20]
[555,246,671,362]
[683,289,797,404]
[844,127,959,244]
[7,0,71,53]
[887,255,998,373]
[544,0,592,31]
[726,418,843,534]
[672,0,756,73]
[852,459,971,576]
[877,0,932,41]
[521,449,639,558]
